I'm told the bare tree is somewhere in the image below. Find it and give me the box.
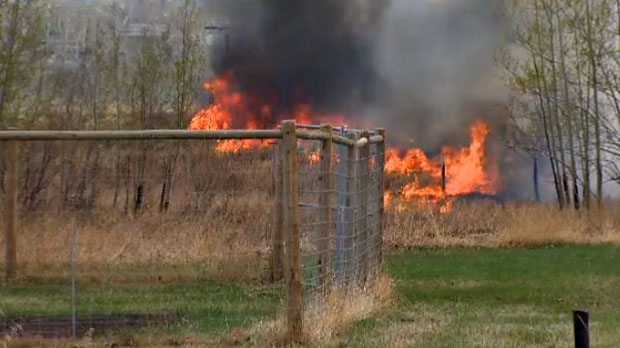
[160,0,207,211]
[128,25,172,213]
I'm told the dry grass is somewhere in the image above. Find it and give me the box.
[303,274,393,343]
[385,200,620,248]
[4,195,620,283]
[243,274,394,347]
[2,191,273,283]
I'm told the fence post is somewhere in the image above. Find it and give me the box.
[376,129,386,275]
[270,143,284,282]
[280,120,303,343]
[318,124,334,296]
[344,132,359,289]
[4,139,18,282]
[573,310,589,348]
[334,125,347,287]
[358,131,370,288]
[70,220,77,339]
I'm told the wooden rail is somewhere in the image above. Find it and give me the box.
[0,129,283,141]
[0,129,383,145]
[0,120,386,343]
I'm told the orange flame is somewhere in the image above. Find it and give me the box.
[190,74,348,154]
[189,74,499,213]
[386,120,499,211]
[384,191,393,208]
[189,75,270,153]
[308,148,321,165]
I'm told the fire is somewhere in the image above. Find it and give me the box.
[189,73,499,213]
[308,148,321,165]
[385,121,499,211]
[189,74,271,153]
[190,74,349,153]
[384,191,393,207]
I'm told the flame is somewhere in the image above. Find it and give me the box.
[189,74,270,153]
[384,191,393,208]
[385,120,498,211]
[189,74,499,213]
[190,74,348,154]
[308,148,321,165]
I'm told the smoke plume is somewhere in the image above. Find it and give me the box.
[205,0,509,149]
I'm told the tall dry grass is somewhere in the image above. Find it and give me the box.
[2,191,274,283]
[385,199,620,248]
[4,191,620,283]
[8,139,620,271]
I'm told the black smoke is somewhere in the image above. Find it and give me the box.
[206,0,383,118]
[205,0,509,147]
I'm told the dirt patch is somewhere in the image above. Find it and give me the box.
[1,313,182,338]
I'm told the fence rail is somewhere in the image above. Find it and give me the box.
[0,120,385,344]
[0,129,384,146]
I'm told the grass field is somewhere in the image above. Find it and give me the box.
[4,244,620,347]
[329,245,620,348]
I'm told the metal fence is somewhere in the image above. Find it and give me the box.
[0,120,385,344]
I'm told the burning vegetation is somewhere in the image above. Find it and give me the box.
[189,74,500,213]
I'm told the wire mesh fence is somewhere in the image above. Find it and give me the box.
[1,136,281,341]
[297,127,385,310]
[0,121,385,344]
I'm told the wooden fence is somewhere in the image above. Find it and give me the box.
[0,119,385,343]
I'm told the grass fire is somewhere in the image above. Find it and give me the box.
[189,73,500,213]
[4,0,620,347]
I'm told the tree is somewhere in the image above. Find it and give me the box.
[502,0,620,210]
[159,0,207,211]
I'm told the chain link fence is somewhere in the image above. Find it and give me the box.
[0,121,385,344]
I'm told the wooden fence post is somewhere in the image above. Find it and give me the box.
[334,125,347,287]
[4,139,18,282]
[358,131,370,288]
[344,132,359,289]
[376,129,386,275]
[318,124,334,296]
[280,120,303,343]
[270,142,284,282]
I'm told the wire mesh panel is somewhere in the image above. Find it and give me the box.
[0,137,284,341]
[296,127,385,316]
[0,123,385,344]
[297,137,329,308]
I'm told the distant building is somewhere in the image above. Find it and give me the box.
[44,0,210,69]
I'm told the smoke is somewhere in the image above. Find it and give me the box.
[373,0,509,149]
[206,0,510,148]
[205,0,383,120]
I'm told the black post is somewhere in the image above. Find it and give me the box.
[573,310,589,348]
[533,155,540,202]
[441,156,446,193]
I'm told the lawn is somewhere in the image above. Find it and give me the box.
[333,245,620,348]
[1,262,285,342]
[3,245,620,347]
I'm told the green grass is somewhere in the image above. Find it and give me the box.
[2,278,284,336]
[335,245,620,347]
[5,245,620,347]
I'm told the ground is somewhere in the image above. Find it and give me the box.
[4,244,620,347]
[330,245,620,348]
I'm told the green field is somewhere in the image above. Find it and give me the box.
[4,245,620,347]
[334,245,620,348]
